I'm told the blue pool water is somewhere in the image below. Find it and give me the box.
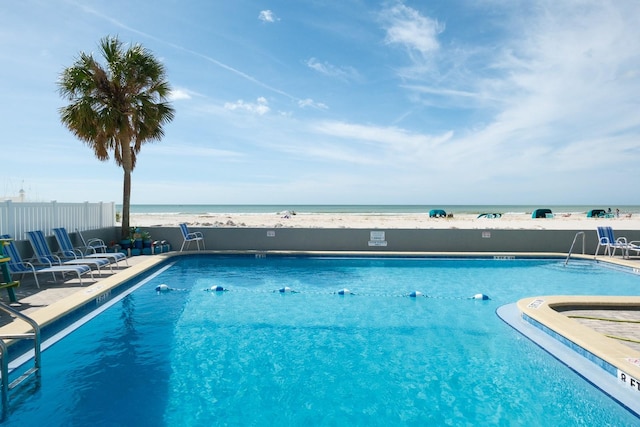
[5,256,640,426]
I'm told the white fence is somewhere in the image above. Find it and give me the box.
[0,201,116,240]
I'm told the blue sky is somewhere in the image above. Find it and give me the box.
[1,0,639,205]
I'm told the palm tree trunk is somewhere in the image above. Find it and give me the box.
[122,167,131,239]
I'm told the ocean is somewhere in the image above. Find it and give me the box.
[123,204,640,216]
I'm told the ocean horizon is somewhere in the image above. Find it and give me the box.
[123,204,640,216]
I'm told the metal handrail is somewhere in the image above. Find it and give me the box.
[0,302,41,419]
[565,231,586,266]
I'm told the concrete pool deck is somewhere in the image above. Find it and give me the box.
[2,250,640,412]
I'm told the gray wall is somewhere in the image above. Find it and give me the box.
[139,226,640,254]
[10,227,639,257]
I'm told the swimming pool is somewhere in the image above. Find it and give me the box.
[4,256,640,425]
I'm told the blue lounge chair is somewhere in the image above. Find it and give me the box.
[27,230,112,274]
[54,227,128,267]
[1,234,93,287]
[179,223,205,252]
[595,226,631,258]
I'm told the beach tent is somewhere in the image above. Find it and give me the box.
[429,209,447,218]
[587,209,606,218]
[532,208,553,219]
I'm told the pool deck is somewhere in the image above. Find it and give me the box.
[2,250,640,411]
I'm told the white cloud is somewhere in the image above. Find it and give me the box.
[305,58,360,81]
[224,97,270,115]
[298,98,328,110]
[315,121,450,144]
[258,10,278,23]
[381,2,443,56]
[169,87,195,101]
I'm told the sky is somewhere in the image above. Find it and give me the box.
[1,0,639,205]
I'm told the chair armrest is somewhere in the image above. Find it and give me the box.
[30,256,55,267]
[85,238,108,254]
[615,237,628,245]
[61,249,82,258]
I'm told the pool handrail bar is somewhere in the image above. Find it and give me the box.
[564,231,586,266]
[0,301,41,419]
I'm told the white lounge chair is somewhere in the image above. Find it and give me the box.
[595,226,631,258]
[27,230,112,274]
[179,223,205,252]
[1,234,93,287]
[54,227,128,267]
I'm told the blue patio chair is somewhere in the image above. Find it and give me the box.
[1,234,93,287]
[27,230,112,274]
[54,227,128,267]
[179,223,205,252]
[595,226,630,258]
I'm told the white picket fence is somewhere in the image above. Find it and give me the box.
[0,201,116,240]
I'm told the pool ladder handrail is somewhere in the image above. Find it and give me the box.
[0,301,41,419]
[564,231,586,266]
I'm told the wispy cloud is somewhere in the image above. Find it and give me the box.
[151,143,244,159]
[314,121,453,151]
[298,98,328,110]
[305,58,360,81]
[380,2,443,56]
[224,97,270,115]
[258,10,279,23]
[169,87,198,101]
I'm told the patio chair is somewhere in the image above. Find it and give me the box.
[595,226,630,258]
[54,227,128,267]
[77,228,109,252]
[179,223,205,252]
[1,234,93,287]
[27,230,112,274]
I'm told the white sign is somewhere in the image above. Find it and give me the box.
[267,230,275,237]
[527,299,544,309]
[368,230,387,246]
[370,231,385,241]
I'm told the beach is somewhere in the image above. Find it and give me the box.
[128,211,640,230]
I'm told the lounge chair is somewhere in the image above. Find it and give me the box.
[179,223,205,252]
[1,234,93,287]
[595,226,631,258]
[54,227,128,267]
[27,230,112,274]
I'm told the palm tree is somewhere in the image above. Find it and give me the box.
[58,36,175,238]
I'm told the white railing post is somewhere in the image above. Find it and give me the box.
[51,201,58,233]
[99,202,103,230]
[6,201,15,238]
[84,201,90,231]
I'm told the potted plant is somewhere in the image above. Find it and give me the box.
[132,227,143,250]
[142,231,152,248]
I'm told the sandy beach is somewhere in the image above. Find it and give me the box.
[128,212,640,231]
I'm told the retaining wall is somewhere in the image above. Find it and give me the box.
[12,227,640,258]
